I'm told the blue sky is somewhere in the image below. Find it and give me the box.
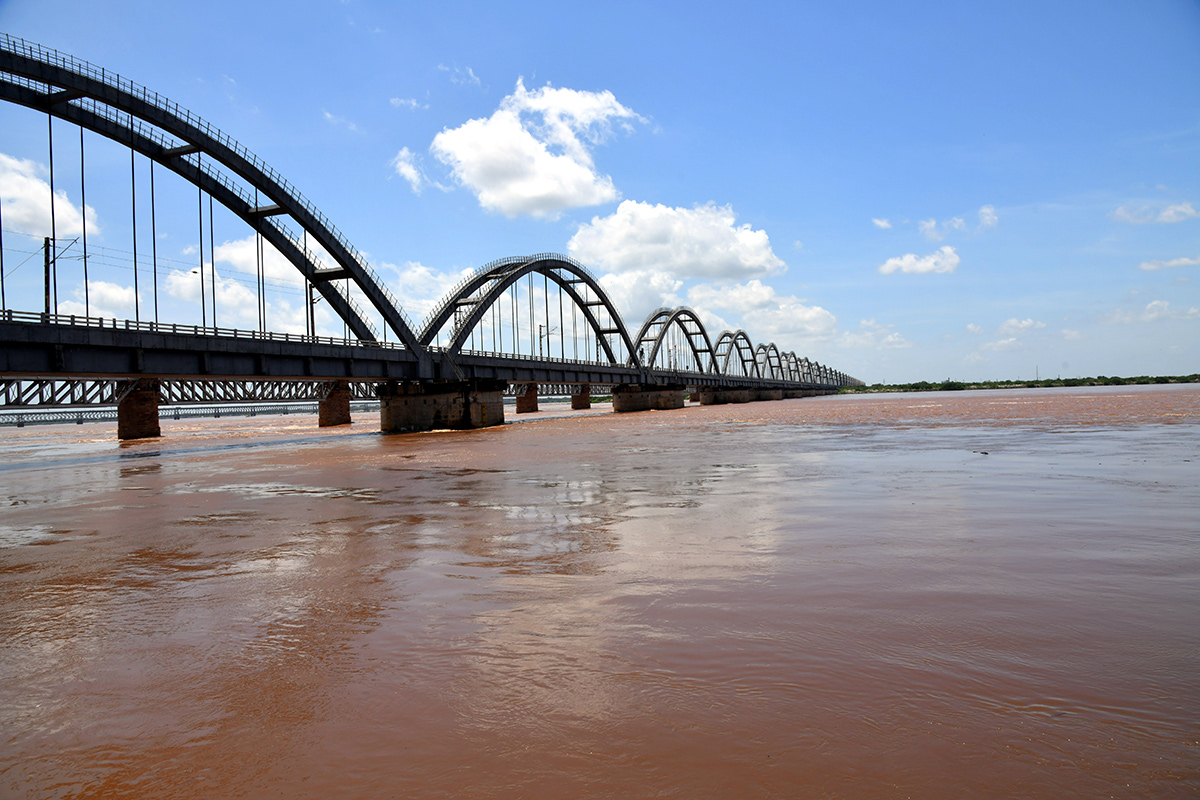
[1,0,1198,382]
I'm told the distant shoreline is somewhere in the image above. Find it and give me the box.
[840,374,1200,394]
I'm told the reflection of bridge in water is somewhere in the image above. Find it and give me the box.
[0,33,861,439]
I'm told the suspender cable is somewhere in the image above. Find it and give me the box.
[543,271,550,358]
[0,185,5,310]
[47,115,56,311]
[79,127,88,317]
[197,177,206,328]
[130,146,139,321]
[254,189,262,332]
[150,160,158,322]
[209,193,216,329]
[528,271,534,356]
[558,277,564,360]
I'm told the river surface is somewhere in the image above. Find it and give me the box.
[1,386,1197,798]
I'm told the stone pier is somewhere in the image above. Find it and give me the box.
[318,380,352,427]
[117,379,161,440]
[378,379,506,433]
[571,384,591,410]
[515,383,539,414]
[755,388,784,401]
[697,387,753,405]
[611,383,686,413]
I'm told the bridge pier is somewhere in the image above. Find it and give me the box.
[377,379,506,433]
[571,384,591,410]
[515,383,539,414]
[318,380,352,427]
[756,389,784,401]
[697,388,753,405]
[117,379,161,440]
[611,383,686,413]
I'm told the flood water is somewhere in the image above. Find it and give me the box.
[1,385,1197,798]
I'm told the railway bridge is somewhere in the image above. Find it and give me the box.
[0,33,860,439]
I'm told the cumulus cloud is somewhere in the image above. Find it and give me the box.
[978,204,998,228]
[322,110,358,132]
[919,216,966,242]
[569,200,786,279]
[981,337,1020,351]
[1062,329,1083,340]
[840,318,911,349]
[390,97,427,110]
[598,270,684,325]
[438,64,482,88]
[686,279,837,343]
[1108,300,1199,324]
[57,280,136,319]
[1137,254,1200,271]
[392,147,425,194]
[871,218,892,229]
[1112,201,1200,224]
[0,152,96,237]
[430,78,644,218]
[998,317,1046,334]
[966,323,983,334]
[382,260,474,321]
[878,245,960,275]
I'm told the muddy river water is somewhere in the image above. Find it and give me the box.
[1,385,1197,798]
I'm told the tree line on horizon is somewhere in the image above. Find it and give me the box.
[840,374,1200,394]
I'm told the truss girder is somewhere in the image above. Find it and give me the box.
[0,377,380,408]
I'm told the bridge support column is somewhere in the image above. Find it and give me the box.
[117,379,161,440]
[755,389,784,401]
[697,388,753,405]
[377,379,506,433]
[516,383,539,414]
[612,384,686,413]
[571,384,591,410]
[318,380,352,427]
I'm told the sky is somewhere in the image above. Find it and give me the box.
[1,0,1198,383]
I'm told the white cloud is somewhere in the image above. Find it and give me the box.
[998,317,1046,334]
[871,218,892,229]
[686,279,837,344]
[438,64,482,88]
[382,260,474,321]
[879,245,960,275]
[1137,254,1200,271]
[1107,300,1198,324]
[390,97,427,110]
[569,200,786,279]
[322,110,358,132]
[840,318,911,349]
[978,204,998,228]
[966,323,983,334]
[981,337,1020,351]
[0,152,97,237]
[598,270,684,325]
[1112,201,1200,224]
[392,147,425,194]
[430,78,643,218]
[57,280,136,319]
[1062,329,1083,340]
[918,216,966,242]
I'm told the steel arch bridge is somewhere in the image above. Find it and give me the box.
[0,33,861,434]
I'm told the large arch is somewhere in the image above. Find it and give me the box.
[630,307,717,374]
[713,330,759,378]
[0,33,419,350]
[417,254,642,367]
[754,343,783,381]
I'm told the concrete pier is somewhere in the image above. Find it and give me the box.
[318,380,352,427]
[378,379,506,432]
[697,388,753,405]
[117,379,161,440]
[571,384,592,410]
[515,383,539,414]
[612,383,686,413]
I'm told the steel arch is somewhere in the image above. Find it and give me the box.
[713,330,759,378]
[631,307,718,374]
[0,33,419,350]
[417,254,642,367]
[754,343,783,380]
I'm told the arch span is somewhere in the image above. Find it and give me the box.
[418,254,642,368]
[631,307,717,374]
[0,33,419,350]
[713,330,759,378]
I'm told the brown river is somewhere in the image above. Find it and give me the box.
[1,386,1197,799]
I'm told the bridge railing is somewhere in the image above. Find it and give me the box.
[1,32,417,340]
[0,308,405,350]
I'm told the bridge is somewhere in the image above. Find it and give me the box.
[0,33,861,439]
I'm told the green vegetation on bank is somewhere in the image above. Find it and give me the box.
[840,374,1200,394]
